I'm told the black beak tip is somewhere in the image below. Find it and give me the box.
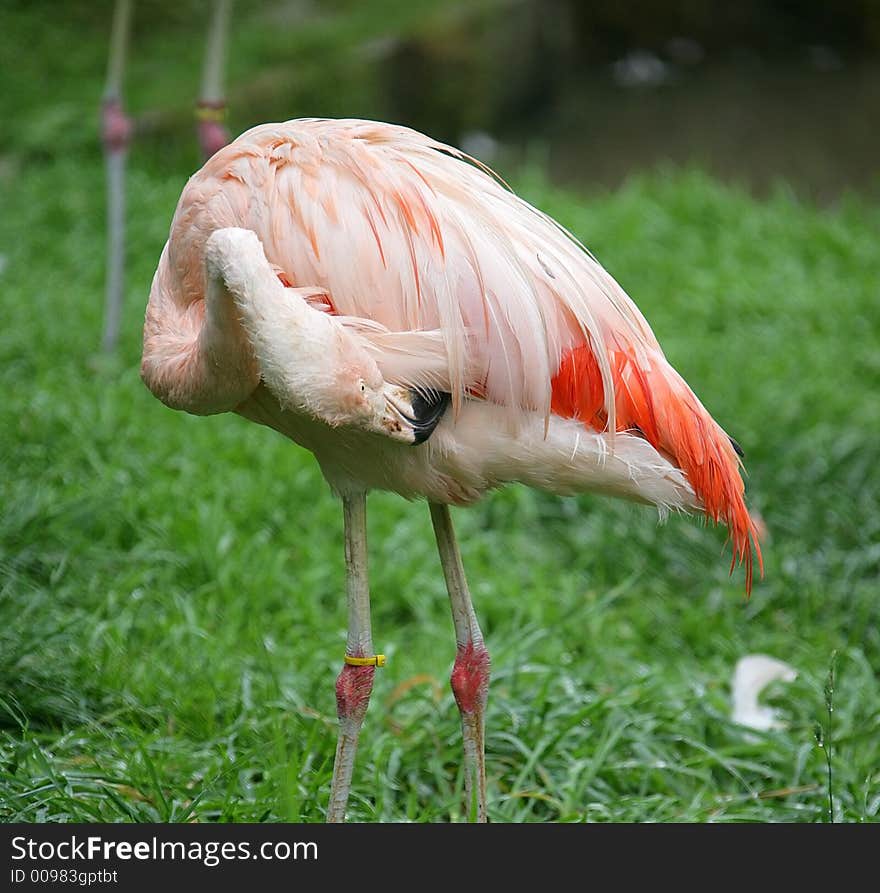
[408,390,451,446]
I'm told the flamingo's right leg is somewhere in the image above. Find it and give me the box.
[327,491,379,823]
[429,502,490,823]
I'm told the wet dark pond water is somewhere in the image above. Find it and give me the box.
[515,60,880,202]
[376,2,879,204]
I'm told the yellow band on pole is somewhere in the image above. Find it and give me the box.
[344,654,386,667]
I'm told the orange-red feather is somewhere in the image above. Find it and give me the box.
[551,342,763,592]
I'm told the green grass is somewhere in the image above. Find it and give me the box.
[2,4,879,823]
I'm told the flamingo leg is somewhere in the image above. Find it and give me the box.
[327,491,377,823]
[429,502,490,823]
[197,0,232,160]
[101,0,133,353]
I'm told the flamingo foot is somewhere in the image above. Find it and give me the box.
[327,662,375,822]
[451,641,490,822]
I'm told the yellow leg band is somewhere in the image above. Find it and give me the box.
[195,105,227,122]
[344,654,386,667]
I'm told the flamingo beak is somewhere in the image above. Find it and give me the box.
[382,386,451,446]
[382,386,418,444]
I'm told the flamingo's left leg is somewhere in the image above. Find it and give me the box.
[327,491,380,823]
[429,502,490,823]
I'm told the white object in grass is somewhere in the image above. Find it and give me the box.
[731,654,798,731]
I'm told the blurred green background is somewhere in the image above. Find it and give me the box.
[1,1,878,822]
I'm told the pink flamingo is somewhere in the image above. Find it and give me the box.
[141,119,762,822]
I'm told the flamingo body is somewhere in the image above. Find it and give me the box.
[141,119,762,820]
[143,118,759,579]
